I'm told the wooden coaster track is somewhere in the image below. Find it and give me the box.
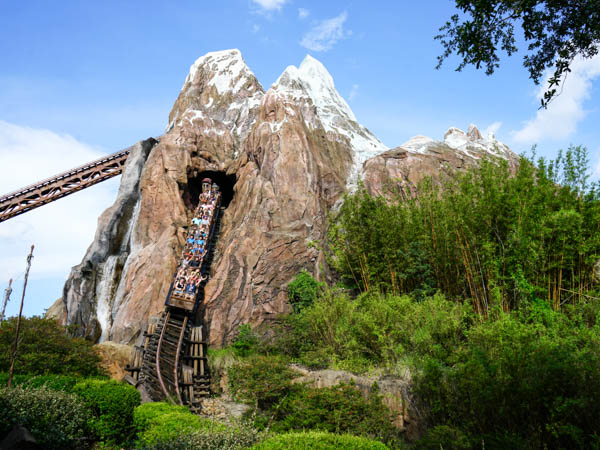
[126,180,222,410]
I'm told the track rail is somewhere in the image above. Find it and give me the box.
[155,311,171,400]
[153,311,189,405]
[0,148,130,223]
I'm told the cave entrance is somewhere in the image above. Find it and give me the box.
[182,170,236,210]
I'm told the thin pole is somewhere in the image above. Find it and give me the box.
[0,279,12,322]
[8,245,34,388]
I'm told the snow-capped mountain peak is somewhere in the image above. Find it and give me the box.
[271,55,387,187]
[183,48,258,95]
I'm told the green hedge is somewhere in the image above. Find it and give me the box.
[0,386,90,448]
[251,431,389,449]
[271,382,398,445]
[72,379,140,445]
[133,402,190,433]
[143,426,263,449]
[134,402,227,447]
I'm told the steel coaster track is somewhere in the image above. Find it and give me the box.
[0,148,130,223]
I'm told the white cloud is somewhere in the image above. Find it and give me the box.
[0,121,119,284]
[512,54,600,143]
[300,11,351,52]
[252,24,260,33]
[484,121,502,138]
[298,8,310,19]
[348,84,359,101]
[251,0,287,12]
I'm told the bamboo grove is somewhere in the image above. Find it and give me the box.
[328,145,600,315]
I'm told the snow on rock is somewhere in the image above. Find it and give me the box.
[184,49,253,95]
[443,125,513,159]
[270,55,388,187]
[399,125,514,160]
[169,49,265,146]
[400,135,435,154]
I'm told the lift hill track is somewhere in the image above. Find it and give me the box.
[2,148,220,410]
[126,179,222,409]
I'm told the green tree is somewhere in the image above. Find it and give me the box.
[436,1,600,107]
[287,270,324,312]
[0,316,103,376]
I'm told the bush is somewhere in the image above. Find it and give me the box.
[73,379,140,445]
[228,355,296,409]
[416,310,600,448]
[133,401,190,433]
[415,425,471,449]
[136,411,227,447]
[0,316,103,376]
[271,382,398,445]
[232,324,258,357]
[287,270,323,312]
[143,426,263,449]
[0,386,91,448]
[270,290,471,372]
[252,431,389,449]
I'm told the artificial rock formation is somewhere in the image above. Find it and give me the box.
[62,49,517,347]
[362,125,518,198]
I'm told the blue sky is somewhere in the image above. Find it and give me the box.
[1,0,599,318]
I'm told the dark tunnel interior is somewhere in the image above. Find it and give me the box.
[182,170,237,210]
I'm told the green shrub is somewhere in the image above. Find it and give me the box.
[0,386,91,448]
[73,379,140,445]
[232,324,258,357]
[251,431,389,449]
[271,382,398,445]
[270,290,470,372]
[0,372,32,387]
[21,374,80,391]
[416,311,600,448]
[143,426,263,449]
[287,270,324,312]
[228,355,296,409]
[133,402,190,433]
[137,411,227,447]
[415,425,471,449]
[0,316,103,376]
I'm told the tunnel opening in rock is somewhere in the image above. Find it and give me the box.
[182,170,236,209]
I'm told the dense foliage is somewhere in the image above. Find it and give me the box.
[232,324,259,357]
[417,302,600,448]
[0,386,91,448]
[227,354,400,445]
[145,427,264,450]
[330,147,600,314]
[269,290,469,372]
[271,382,397,443]
[436,1,600,107]
[251,431,389,449]
[228,355,297,409]
[0,316,102,376]
[287,269,324,312]
[72,379,141,445]
[133,402,228,448]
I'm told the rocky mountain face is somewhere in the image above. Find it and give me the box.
[60,49,517,346]
[363,125,518,197]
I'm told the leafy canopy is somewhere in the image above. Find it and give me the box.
[0,316,103,376]
[436,1,600,107]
